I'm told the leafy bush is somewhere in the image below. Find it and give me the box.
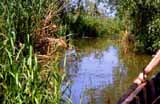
[117,0,160,53]
[147,16,160,51]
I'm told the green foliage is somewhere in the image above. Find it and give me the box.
[148,17,160,50]
[64,14,122,37]
[117,0,160,53]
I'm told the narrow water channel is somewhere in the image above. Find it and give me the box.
[62,37,151,104]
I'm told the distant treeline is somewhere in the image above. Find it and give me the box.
[63,0,160,53]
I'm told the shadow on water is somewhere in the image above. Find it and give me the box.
[61,37,151,104]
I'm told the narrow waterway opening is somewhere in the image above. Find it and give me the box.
[62,37,151,104]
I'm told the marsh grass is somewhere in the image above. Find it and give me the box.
[0,0,67,103]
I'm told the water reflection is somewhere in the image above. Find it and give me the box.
[62,38,151,104]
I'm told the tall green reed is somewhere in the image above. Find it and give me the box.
[0,0,66,103]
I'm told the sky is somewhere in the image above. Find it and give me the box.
[69,0,116,17]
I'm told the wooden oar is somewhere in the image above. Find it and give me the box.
[118,49,160,104]
[134,49,160,85]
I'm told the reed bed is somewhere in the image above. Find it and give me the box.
[0,0,68,103]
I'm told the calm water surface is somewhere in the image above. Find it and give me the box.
[62,37,151,104]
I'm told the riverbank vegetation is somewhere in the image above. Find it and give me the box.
[0,0,68,103]
[61,0,122,37]
[115,0,160,53]
[63,13,122,37]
